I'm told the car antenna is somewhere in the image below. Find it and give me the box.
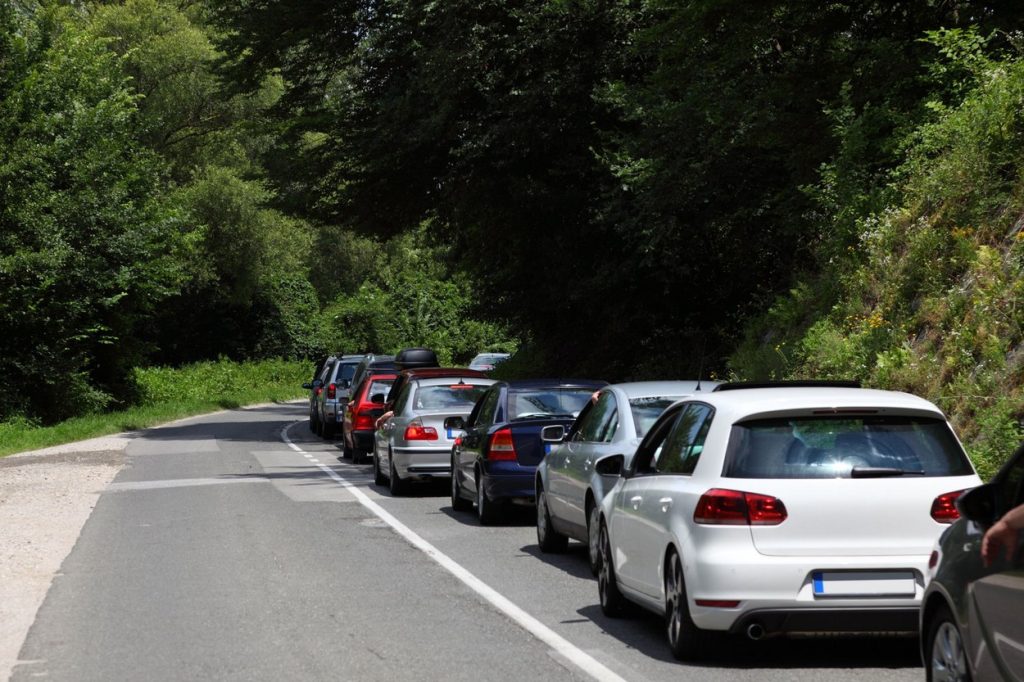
[695,337,707,391]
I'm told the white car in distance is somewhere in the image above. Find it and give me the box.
[594,382,981,661]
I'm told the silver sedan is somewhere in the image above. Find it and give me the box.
[374,375,495,496]
[535,380,716,572]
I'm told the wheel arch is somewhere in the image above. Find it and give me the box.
[661,542,682,601]
[920,589,954,663]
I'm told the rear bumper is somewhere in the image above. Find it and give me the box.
[483,471,536,503]
[351,430,375,451]
[728,607,919,636]
[681,536,928,633]
[393,447,451,479]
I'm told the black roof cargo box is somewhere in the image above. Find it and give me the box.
[395,347,439,370]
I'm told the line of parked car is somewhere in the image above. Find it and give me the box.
[303,350,1023,680]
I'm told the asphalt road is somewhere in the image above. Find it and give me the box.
[13,403,922,681]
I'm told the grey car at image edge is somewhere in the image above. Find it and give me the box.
[535,380,719,573]
[921,441,1024,682]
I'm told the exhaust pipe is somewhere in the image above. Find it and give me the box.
[746,623,766,641]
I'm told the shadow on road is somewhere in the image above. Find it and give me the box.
[578,602,921,670]
[518,543,593,581]
[437,503,535,528]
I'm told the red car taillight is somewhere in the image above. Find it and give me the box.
[487,427,517,461]
[327,383,337,399]
[354,412,375,430]
[404,421,438,441]
[694,489,788,526]
[931,490,966,523]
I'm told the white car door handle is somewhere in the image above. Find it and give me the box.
[630,496,643,510]
[659,497,672,512]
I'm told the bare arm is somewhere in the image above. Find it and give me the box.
[981,503,1024,566]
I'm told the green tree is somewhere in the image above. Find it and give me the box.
[0,4,187,422]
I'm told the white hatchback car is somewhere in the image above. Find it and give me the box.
[594,382,981,661]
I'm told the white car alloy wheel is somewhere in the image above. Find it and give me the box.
[665,550,709,661]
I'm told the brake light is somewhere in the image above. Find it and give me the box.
[405,421,438,441]
[488,427,517,461]
[931,490,965,523]
[354,413,375,430]
[694,489,787,526]
[327,383,337,399]
[314,387,322,396]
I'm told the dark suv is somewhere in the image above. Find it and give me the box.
[310,354,362,438]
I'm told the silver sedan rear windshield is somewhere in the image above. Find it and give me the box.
[723,416,974,479]
[412,385,488,411]
[630,396,686,438]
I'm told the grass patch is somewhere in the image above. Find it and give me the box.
[0,359,309,458]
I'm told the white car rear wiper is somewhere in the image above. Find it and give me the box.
[850,466,926,478]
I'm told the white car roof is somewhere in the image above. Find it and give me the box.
[607,380,721,399]
[695,387,946,424]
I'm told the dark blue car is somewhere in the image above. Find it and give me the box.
[449,379,607,525]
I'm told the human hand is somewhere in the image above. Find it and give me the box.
[981,518,1019,567]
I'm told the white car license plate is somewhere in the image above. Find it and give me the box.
[812,571,915,598]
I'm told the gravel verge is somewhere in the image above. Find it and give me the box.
[0,436,132,682]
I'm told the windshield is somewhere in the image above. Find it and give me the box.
[629,396,686,438]
[509,388,595,420]
[413,385,489,411]
[723,415,975,479]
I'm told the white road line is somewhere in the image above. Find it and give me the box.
[107,477,268,492]
[281,421,627,682]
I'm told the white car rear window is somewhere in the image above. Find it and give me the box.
[723,416,974,479]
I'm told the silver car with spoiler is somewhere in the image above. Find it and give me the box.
[373,375,495,496]
[536,381,716,572]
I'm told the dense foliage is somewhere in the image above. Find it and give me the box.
[5,0,1024,469]
[0,4,186,422]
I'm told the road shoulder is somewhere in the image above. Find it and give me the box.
[0,445,126,682]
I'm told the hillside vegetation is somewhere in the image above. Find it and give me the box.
[3,1,1024,472]
[734,35,1024,478]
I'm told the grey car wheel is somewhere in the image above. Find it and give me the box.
[927,604,971,682]
[597,519,627,617]
[587,501,601,575]
[536,487,568,552]
[389,455,406,496]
